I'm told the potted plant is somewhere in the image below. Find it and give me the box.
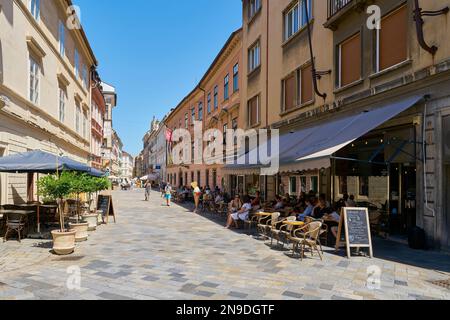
[68,173,89,242]
[38,171,77,255]
[82,176,110,230]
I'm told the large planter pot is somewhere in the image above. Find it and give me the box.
[82,214,98,231]
[51,230,76,255]
[68,222,89,242]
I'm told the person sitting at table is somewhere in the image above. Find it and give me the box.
[215,192,224,204]
[297,197,315,221]
[228,195,243,215]
[273,195,284,210]
[226,196,252,229]
[312,197,332,219]
[251,191,261,210]
[346,195,357,207]
[322,208,341,242]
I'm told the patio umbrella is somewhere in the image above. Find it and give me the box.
[0,150,105,233]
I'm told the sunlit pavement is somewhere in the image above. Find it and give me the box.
[0,189,449,300]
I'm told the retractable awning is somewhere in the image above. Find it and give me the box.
[224,95,423,175]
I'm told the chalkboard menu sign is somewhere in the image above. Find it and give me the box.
[335,207,373,258]
[97,195,116,224]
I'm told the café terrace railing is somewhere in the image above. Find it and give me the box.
[328,0,353,19]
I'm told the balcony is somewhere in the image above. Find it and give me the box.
[328,0,353,19]
[325,0,370,30]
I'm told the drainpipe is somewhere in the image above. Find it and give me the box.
[265,0,269,129]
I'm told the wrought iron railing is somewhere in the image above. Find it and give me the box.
[328,0,353,18]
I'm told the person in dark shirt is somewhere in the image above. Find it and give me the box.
[312,197,332,219]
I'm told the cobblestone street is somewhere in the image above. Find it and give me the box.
[0,189,449,300]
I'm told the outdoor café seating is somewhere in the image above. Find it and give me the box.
[3,210,29,242]
[270,216,296,248]
[290,221,323,261]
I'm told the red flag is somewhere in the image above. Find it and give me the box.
[165,128,173,142]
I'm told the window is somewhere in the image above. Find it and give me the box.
[207,93,211,114]
[249,0,261,19]
[223,123,228,144]
[29,56,40,105]
[232,118,238,130]
[197,171,201,186]
[301,64,313,104]
[376,5,408,72]
[233,63,239,92]
[283,0,312,41]
[224,74,229,100]
[300,176,307,193]
[82,65,88,89]
[185,113,188,128]
[191,107,196,123]
[214,86,218,110]
[359,176,369,197]
[248,41,261,73]
[248,95,259,127]
[338,33,361,88]
[310,176,318,194]
[74,49,79,78]
[59,21,65,56]
[289,177,297,195]
[29,0,40,20]
[282,73,296,111]
[198,102,203,121]
[83,111,88,139]
[339,176,348,195]
[58,88,66,123]
[75,103,81,134]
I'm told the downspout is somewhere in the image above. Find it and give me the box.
[265,0,269,128]
[304,0,330,101]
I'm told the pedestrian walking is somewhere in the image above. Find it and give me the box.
[192,181,201,213]
[144,180,151,201]
[164,183,172,207]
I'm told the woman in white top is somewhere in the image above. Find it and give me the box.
[226,196,252,229]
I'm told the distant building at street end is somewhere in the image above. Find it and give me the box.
[101,81,117,175]
[134,151,144,179]
[120,151,134,180]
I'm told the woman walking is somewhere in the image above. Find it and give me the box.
[192,182,202,213]
[144,180,152,201]
[164,183,172,207]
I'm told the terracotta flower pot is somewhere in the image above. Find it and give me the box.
[68,222,89,242]
[51,230,76,255]
[82,214,98,231]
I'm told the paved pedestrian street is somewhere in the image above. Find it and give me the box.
[0,189,449,300]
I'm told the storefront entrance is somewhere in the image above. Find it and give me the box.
[389,164,417,235]
[446,165,450,248]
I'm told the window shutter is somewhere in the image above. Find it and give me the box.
[340,33,361,87]
[379,5,408,71]
[248,96,258,126]
[284,74,296,111]
[301,64,313,104]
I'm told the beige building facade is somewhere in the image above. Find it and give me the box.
[226,0,450,250]
[0,0,96,203]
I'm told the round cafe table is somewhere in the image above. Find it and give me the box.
[282,220,305,227]
[254,212,272,217]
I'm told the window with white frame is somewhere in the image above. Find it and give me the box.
[207,93,211,114]
[59,21,65,56]
[83,111,88,139]
[191,107,195,123]
[284,0,312,42]
[248,41,260,73]
[198,102,203,121]
[58,88,66,123]
[185,113,188,128]
[214,86,218,110]
[233,63,239,92]
[29,0,40,20]
[74,49,79,78]
[82,65,88,89]
[224,74,229,100]
[29,56,40,105]
[289,177,297,195]
[248,0,261,19]
[75,103,81,134]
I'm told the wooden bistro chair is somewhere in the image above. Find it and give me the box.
[305,216,329,246]
[290,221,323,261]
[3,212,27,243]
[270,216,296,248]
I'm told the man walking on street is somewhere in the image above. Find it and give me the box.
[164,183,172,207]
[145,180,152,201]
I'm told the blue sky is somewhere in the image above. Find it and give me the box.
[74,0,242,156]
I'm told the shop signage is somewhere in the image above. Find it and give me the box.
[97,195,116,224]
[335,207,373,258]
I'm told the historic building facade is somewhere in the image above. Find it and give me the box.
[90,74,106,170]
[224,0,450,250]
[165,28,242,190]
[0,0,96,203]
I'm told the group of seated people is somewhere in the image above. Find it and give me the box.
[224,190,359,242]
